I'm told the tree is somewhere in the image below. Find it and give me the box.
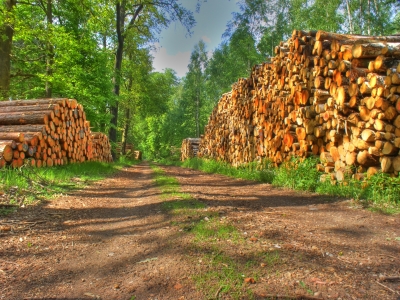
[185,40,208,137]
[0,0,16,99]
[108,0,201,152]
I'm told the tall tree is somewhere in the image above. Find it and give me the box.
[185,40,208,137]
[0,0,16,99]
[109,0,200,152]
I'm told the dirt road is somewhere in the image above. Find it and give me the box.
[0,162,399,299]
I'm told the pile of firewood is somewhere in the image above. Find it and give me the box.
[90,132,113,163]
[181,138,201,161]
[198,30,400,180]
[0,98,112,168]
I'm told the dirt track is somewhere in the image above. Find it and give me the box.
[0,162,399,300]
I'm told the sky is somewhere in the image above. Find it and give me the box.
[151,0,240,78]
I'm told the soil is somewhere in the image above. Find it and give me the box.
[0,162,399,300]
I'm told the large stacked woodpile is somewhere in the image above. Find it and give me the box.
[181,138,201,161]
[0,98,112,168]
[198,30,400,180]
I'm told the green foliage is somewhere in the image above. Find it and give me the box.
[361,172,400,205]
[272,157,321,191]
[0,160,137,212]
[182,157,275,183]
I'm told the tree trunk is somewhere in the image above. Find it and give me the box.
[121,75,133,155]
[109,2,125,153]
[45,0,54,98]
[345,0,353,34]
[110,2,143,157]
[0,0,16,100]
[121,107,130,155]
[196,87,200,137]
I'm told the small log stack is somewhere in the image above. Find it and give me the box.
[134,150,142,160]
[181,138,201,161]
[115,142,134,155]
[0,98,112,168]
[198,30,400,180]
[90,132,113,163]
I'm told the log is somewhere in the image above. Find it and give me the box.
[352,43,389,58]
[0,111,51,125]
[0,141,14,162]
[0,98,68,107]
[316,30,400,43]
[357,150,379,166]
[0,132,24,142]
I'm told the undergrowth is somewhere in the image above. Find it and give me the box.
[182,157,400,214]
[0,157,140,214]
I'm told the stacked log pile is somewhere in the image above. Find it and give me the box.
[0,98,112,168]
[115,142,134,157]
[134,150,142,160]
[90,132,113,163]
[181,138,201,161]
[198,30,400,180]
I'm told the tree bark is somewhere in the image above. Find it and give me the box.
[45,0,54,98]
[121,74,133,155]
[0,0,16,100]
[109,2,143,156]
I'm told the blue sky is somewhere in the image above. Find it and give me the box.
[151,0,240,77]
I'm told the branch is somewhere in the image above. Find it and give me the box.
[36,0,46,13]
[127,4,144,31]
[11,55,45,62]
[16,1,34,5]
[10,71,37,78]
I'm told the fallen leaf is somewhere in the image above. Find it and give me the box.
[249,237,258,242]
[244,277,256,284]
[174,283,183,290]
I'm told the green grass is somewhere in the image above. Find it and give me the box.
[192,218,242,243]
[0,158,140,215]
[181,157,275,182]
[193,249,260,300]
[262,250,281,267]
[182,157,400,214]
[150,164,206,216]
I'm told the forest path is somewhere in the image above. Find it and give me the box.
[0,162,399,300]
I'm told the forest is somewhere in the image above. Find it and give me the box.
[1,0,399,160]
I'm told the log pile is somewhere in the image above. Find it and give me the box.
[198,30,400,180]
[134,150,142,160]
[0,98,112,168]
[181,138,201,161]
[90,132,113,163]
[115,142,134,157]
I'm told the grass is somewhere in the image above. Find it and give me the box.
[0,157,140,215]
[192,218,242,243]
[192,249,260,300]
[182,158,275,183]
[182,157,400,214]
[150,163,264,298]
[150,163,207,217]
